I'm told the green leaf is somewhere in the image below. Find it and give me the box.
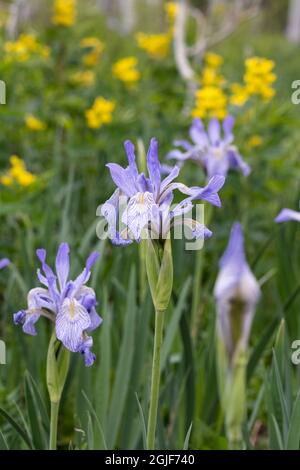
[286,389,300,450]
[0,407,32,449]
[107,267,137,448]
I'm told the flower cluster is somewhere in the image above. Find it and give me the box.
[136,32,171,60]
[244,57,276,101]
[14,244,101,366]
[4,34,50,63]
[192,53,276,118]
[101,138,225,244]
[52,0,76,27]
[193,86,227,120]
[25,114,46,131]
[80,37,104,67]
[85,97,115,129]
[112,57,140,86]
[1,155,36,187]
[167,115,250,179]
[193,53,226,119]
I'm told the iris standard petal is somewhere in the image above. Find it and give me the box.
[147,138,161,198]
[55,243,70,292]
[190,118,209,147]
[223,115,235,144]
[208,118,221,145]
[124,140,139,178]
[106,163,137,197]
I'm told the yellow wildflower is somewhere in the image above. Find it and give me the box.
[80,37,104,66]
[204,52,224,68]
[25,114,46,131]
[0,175,13,186]
[192,86,227,119]
[165,2,178,24]
[136,32,170,59]
[247,135,263,148]
[85,97,115,129]
[112,57,140,86]
[52,0,76,27]
[70,70,95,87]
[201,67,225,87]
[229,83,249,107]
[244,56,276,101]
[4,33,50,62]
[1,155,36,187]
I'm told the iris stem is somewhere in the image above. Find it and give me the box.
[147,308,165,450]
[49,401,60,450]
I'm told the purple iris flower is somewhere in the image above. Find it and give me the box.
[0,258,10,269]
[13,243,101,367]
[214,223,260,359]
[166,116,250,179]
[101,138,225,244]
[275,205,300,224]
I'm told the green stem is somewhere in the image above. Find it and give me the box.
[49,401,60,450]
[147,309,165,450]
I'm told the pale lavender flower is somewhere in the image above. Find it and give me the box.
[13,243,101,366]
[214,223,260,359]
[167,116,250,179]
[275,205,300,223]
[101,138,225,244]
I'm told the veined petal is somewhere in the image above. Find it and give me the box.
[122,192,156,241]
[55,243,70,292]
[160,165,180,194]
[36,248,59,304]
[191,175,225,207]
[275,208,300,223]
[106,163,137,197]
[56,298,91,352]
[147,138,161,198]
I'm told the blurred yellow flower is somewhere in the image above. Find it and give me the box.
[229,83,249,106]
[165,2,178,23]
[4,34,50,62]
[85,97,115,129]
[136,32,170,59]
[201,67,225,87]
[70,70,95,87]
[80,37,104,66]
[1,155,36,187]
[244,56,276,101]
[192,86,227,119]
[52,0,76,27]
[112,57,140,85]
[25,114,46,131]
[204,52,224,68]
[247,135,263,148]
